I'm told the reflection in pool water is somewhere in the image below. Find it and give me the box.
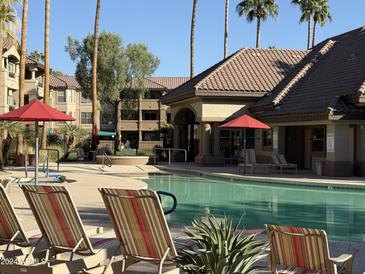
[146,174,365,242]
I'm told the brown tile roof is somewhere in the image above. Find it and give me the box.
[3,37,15,51]
[252,26,365,122]
[130,77,189,90]
[162,48,308,103]
[50,75,80,90]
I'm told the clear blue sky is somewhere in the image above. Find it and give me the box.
[22,0,364,77]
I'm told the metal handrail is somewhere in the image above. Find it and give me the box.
[42,156,49,178]
[154,148,187,168]
[102,152,112,168]
[39,148,60,172]
[156,191,177,215]
[24,154,28,178]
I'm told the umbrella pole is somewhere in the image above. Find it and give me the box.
[243,128,246,174]
[35,121,39,185]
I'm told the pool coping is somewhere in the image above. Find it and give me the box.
[156,165,365,190]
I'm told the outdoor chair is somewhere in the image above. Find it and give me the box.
[1,185,124,274]
[0,178,12,192]
[238,149,270,174]
[271,153,298,174]
[99,188,179,274]
[266,224,353,274]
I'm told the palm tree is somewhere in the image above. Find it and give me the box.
[224,0,229,58]
[91,0,102,150]
[0,122,24,169]
[60,123,86,160]
[41,0,50,148]
[312,0,332,47]
[236,0,279,48]
[17,0,28,155]
[292,0,314,50]
[0,0,19,58]
[190,0,197,79]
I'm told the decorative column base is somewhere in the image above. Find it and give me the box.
[195,154,225,166]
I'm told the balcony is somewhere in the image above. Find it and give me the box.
[120,120,138,131]
[140,99,160,110]
[140,121,159,131]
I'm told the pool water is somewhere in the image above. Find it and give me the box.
[146,174,365,242]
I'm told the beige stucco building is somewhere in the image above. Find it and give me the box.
[162,26,365,177]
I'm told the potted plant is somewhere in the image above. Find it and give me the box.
[176,215,268,274]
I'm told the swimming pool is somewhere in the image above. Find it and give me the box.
[146,174,365,242]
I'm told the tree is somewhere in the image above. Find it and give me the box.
[224,0,229,59]
[292,0,314,50]
[92,0,102,151]
[17,0,28,156]
[312,0,332,47]
[28,50,44,62]
[60,122,86,160]
[236,0,279,48]
[41,0,50,148]
[0,0,19,59]
[190,0,198,79]
[0,122,24,169]
[66,32,159,154]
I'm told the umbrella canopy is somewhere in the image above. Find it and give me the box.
[0,99,75,122]
[219,114,270,129]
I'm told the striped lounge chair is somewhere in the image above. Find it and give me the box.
[99,188,179,274]
[0,183,32,252]
[16,185,123,274]
[0,178,12,192]
[239,149,270,174]
[266,225,353,274]
[271,153,298,174]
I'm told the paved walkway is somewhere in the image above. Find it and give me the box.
[1,163,365,273]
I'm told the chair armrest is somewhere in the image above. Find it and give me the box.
[329,254,352,263]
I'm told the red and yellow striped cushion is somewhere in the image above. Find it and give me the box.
[22,185,94,254]
[266,225,330,272]
[100,188,177,261]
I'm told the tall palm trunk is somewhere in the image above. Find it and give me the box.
[224,0,229,58]
[92,0,102,151]
[190,0,197,79]
[41,0,50,148]
[312,19,317,48]
[307,18,311,49]
[17,0,28,155]
[256,17,261,48]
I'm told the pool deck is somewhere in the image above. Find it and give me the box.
[157,162,365,189]
[1,162,365,273]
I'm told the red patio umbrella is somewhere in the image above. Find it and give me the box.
[219,114,270,173]
[0,99,75,184]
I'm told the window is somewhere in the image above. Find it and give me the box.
[81,112,92,124]
[143,111,158,120]
[8,62,16,78]
[57,90,66,103]
[24,94,29,105]
[244,128,255,149]
[121,110,138,120]
[142,131,160,141]
[312,127,325,152]
[7,89,14,105]
[262,129,272,147]
[166,113,171,123]
[81,95,91,104]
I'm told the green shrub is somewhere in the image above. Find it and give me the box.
[176,216,267,274]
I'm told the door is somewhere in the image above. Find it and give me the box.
[285,126,305,169]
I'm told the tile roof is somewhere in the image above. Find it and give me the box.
[162,48,308,103]
[252,26,365,121]
[50,75,80,90]
[130,77,189,90]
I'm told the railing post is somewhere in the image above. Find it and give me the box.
[25,154,28,178]
[168,149,171,166]
[184,150,187,169]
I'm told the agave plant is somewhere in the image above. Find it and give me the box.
[176,216,267,274]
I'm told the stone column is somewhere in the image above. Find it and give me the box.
[195,122,224,166]
[324,123,352,176]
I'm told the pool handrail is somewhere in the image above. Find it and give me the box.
[39,148,60,172]
[101,152,112,168]
[154,148,187,168]
[156,190,177,215]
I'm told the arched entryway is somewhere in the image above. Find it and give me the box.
[174,108,199,161]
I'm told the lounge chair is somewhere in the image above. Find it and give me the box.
[239,149,270,174]
[266,224,353,274]
[0,185,123,274]
[271,153,298,174]
[99,188,179,274]
[0,178,12,191]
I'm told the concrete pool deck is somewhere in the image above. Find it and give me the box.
[1,162,365,273]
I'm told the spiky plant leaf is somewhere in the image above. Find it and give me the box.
[176,215,268,274]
